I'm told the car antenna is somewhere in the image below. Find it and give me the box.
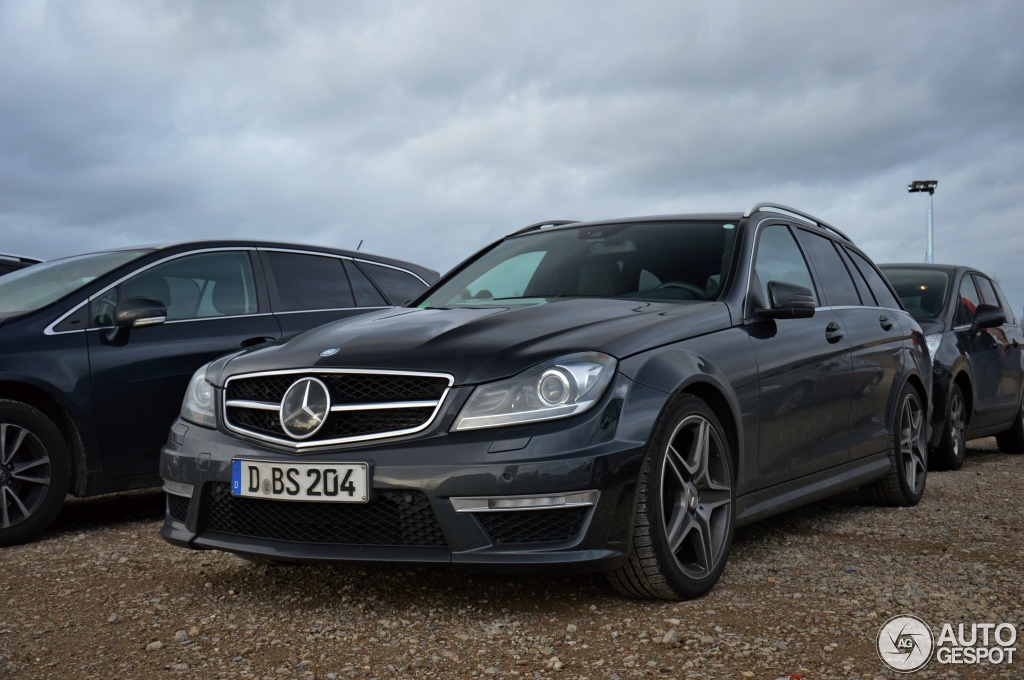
[357,240,363,251]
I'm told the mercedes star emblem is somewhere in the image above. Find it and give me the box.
[279,377,330,439]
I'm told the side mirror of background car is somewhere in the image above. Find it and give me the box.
[971,303,1006,336]
[756,281,816,320]
[103,297,168,345]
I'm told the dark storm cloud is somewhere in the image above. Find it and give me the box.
[1,0,1023,304]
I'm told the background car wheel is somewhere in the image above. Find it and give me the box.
[994,394,1024,454]
[932,383,967,471]
[861,383,927,506]
[607,394,734,600]
[0,400,71,546]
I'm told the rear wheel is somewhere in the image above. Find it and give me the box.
[862,383,927,506]
[608,394,734,600]
[932,383,967,471]
[995,394,1024,454]
[0,400,71,546]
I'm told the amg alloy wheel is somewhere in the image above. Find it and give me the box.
[932,383,967,471]
[608,394,734,600]
[862,383,927,506]
[0,400,71,546]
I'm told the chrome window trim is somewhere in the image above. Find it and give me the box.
[259,247,431,286]
[44,246,262,336]
[272,306,391,316]
[222,368,455,450]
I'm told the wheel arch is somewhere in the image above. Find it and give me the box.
[0,380,88,496]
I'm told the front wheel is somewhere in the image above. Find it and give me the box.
[932,383,967,471]
[608,394,735,600]
[862,383,927,506]
[994,394,1024,454]
[0,400,71,546]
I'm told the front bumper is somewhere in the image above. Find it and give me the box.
[159,377,657,573]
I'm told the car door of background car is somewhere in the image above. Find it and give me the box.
[258,250,396,338]
[87,249,282,480]
[746,223,854,488]
[969,273,1023,426]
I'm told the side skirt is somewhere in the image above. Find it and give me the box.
[735,452,890,528]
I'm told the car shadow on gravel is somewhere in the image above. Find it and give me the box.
[45,489,166,536]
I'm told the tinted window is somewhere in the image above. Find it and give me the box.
[991,279,1016,325]
[343,260,388,307]
[880,268,951,321]
[753,224,817,306]
[846,250,901,309]
[358,262,428,305]
[266,252,355,312]
[955,274,981,326]
[798,230,860,306]
[93,250,257,324]
[973,275,1003,313]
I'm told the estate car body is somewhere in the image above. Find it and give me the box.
[160,205,931,599]
[0,240,437,545]
[881,263,1024,469]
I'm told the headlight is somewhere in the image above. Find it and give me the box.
[924,333,942,359]
[453,352,617,431]
[181,363,216,428]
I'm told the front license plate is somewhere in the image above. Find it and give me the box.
[231,460,369,503]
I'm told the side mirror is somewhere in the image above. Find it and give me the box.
[103,297,167,345]
[756,281,816,320]
[971,303,1005,336]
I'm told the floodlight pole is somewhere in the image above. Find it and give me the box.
[908,180,938,264]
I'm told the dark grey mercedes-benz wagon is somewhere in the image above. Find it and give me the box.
[160,204,931,599]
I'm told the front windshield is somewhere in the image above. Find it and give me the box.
[420,221,738,308]
[0,249,153,315]
[882,268,951,321]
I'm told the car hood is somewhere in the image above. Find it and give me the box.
[213,298,733,385]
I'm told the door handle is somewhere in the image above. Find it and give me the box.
[825,321,844,344]
[879,315,894,331]
[241,336,275,348]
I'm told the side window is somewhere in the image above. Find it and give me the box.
[838,247,875,305]
[92,251,257,325]
[973,275,1010,322]
[845,249,901,309]
[955,274,981,326]
[753,224,817,307]
[342,260,389,307]
[357,262,428,305]
[265,252,355,312]
[991,280,1016,326]
[798,230,861,306]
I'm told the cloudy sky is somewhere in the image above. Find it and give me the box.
[2,1,1023,306]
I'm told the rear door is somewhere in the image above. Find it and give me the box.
[971,273,1023,424]
[87,249,282,479]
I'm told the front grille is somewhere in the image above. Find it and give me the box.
[166,493,189,522]
[223,369,453,447]
[475,507,589,544]
[200,483,447,547]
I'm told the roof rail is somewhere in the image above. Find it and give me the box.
[0,252,41,264]
[743,203,852,242]
[511,220,578,236]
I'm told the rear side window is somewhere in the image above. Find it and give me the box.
[798,230,861,306]
[845,249,901,310]
[357,262,427,305]
[342,260,389,307]
[265,252,355,312]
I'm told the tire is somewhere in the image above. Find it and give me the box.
[862,383,927,506]
[931,383,967,471]
[994,394,1024,454]
[607,394,735,600]
[0,400,71,546]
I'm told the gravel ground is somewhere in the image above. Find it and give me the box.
[1,438,1021,680]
